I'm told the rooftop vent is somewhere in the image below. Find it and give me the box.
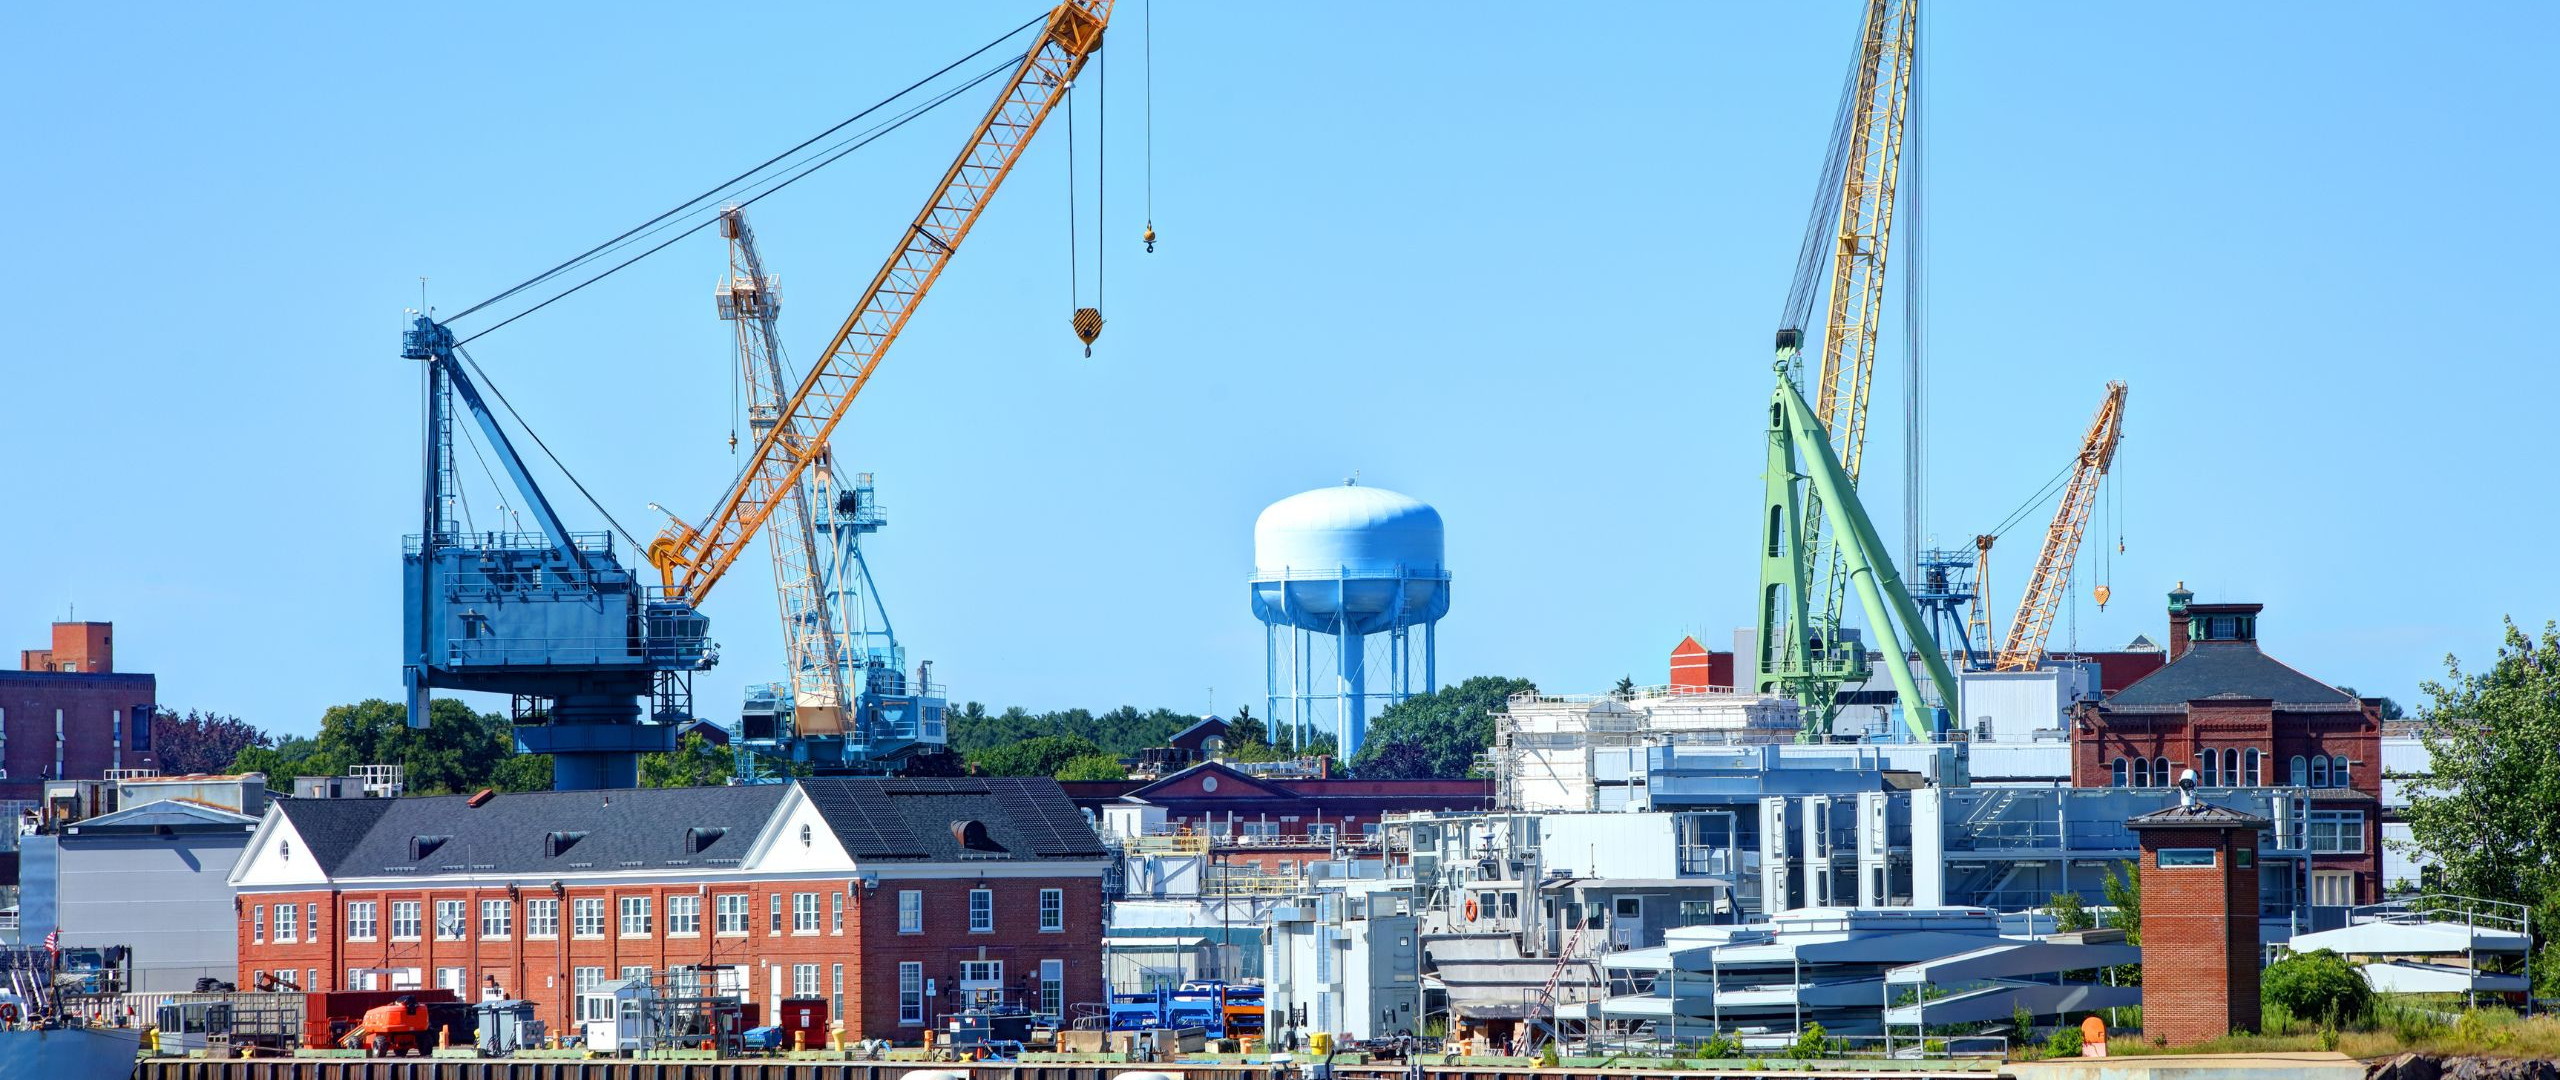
[950,819,1002,852]
[684,827,726,854]
[545,830,586,857]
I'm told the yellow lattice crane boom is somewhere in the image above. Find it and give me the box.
[649,1,1111,604]
[1993,381,2128,671]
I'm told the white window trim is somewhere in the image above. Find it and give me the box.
[969,888,994,934]
[898,890,923,935]
[1038,888,1064,933]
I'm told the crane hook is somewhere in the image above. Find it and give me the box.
[1143,221,1156,254]
[1073,307,1104,357]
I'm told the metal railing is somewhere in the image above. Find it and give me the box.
[1248,566,1452,583]
[2352,893,2530,934]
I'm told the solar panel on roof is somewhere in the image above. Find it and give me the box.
[987,781,1103,856]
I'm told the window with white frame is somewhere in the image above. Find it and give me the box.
[898,963,924,1024]
[2245,748,2262,786]
[575,967,609,1021]
[1038,888,1064,932]
[2311,870,2357,907]
[307,903,320,939]
[436,967,465,994]
[274,902,299,943]
[1307,822,1338,842]
[620,896,652,937]
[2309,810,2365,853]
[969,888,993,932]
[832,963,844,1022]
[792,963,820,998]
[2333,755,2352,787]
[526,899,558,938]
[716,894,748,934]
[959,959,1003,1007]
[1239,820,1281,840]
[898,890,923,934]
[620,965,650,983]
[347,901,377,941]
[2111,758,2127,787]
[573,897,606,938]
[831,892,843,934]
[792,892,819,933]
[481,899,511,939]
[435,899,466,940]
[1039,959,1063,1019]
[769,893,782,933]
[667,894,700,936]
[391,901,422,940]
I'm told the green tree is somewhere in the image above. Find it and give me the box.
[2048,890,2093,933]
[970,734,1105,777]
[226,698,526,795]
[640,733,734,788]
[1054,753,1129,781]
[2100,861,2143,985]
[1613,675,1637,698]
[2401,620,2560,992]
[1348,676,1535,780]
[489,753,554,792]
[2260,949,2372,1029]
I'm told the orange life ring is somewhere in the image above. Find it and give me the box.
[1462,897,1480,922]
[0,1003,18,1024]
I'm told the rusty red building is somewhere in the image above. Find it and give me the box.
[0,621,156,800]
[2073,586,2383,906]
[229,777,1109,1039]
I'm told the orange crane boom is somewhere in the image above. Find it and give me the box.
[1993,381,2127,671]
[649,2,1111,604]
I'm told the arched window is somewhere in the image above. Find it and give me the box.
[2225,749,2241,786]
[2245,748,2261,786]
[2292,755,2309,787]
[2310,756,2330,788]
[2201,751,2220,787]
[2334,756,2352,787]
[2132,758,2151,788]
[2156,757,2173,787]
[2111,758,2128,787]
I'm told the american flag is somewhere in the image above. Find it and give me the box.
[42,928,58,954]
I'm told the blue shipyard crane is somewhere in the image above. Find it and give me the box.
[401,1,1110,789]
[401,319,711,790]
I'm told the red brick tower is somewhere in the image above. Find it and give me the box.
[2127,798,2270,1045]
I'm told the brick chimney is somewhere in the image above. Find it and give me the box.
[2165,583,2195,662]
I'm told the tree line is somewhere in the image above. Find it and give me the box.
[159,671,1534,795]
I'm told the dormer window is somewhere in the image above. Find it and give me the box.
[409,835,451,861]
[684,827,726,854]
[545,831,586,857]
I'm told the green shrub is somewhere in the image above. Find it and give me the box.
[2045,1026,2084,1058]
[1786,1022,1830,1060]
[1693,1033,1743,1059]
[2261,949,2372,1029]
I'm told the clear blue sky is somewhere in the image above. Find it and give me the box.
[4,3,2550,738]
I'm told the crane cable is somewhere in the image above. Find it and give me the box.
[455,50,1024,348]
[1775,9,1876,346]
[1142,0,1155,252]
[1068,44,1107,356]
[445,11,1048,331]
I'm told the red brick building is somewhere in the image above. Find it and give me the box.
[229,777,1109,1040]
[2128,800,2271,1045]
[2072,586,2382,908]
[1,621,156,800]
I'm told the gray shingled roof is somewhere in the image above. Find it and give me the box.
[2127,800,2270,828]
[327,785,787,877]
[799,777,1104,862]
[273,797,397,875]
[2105,641,2359,710]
